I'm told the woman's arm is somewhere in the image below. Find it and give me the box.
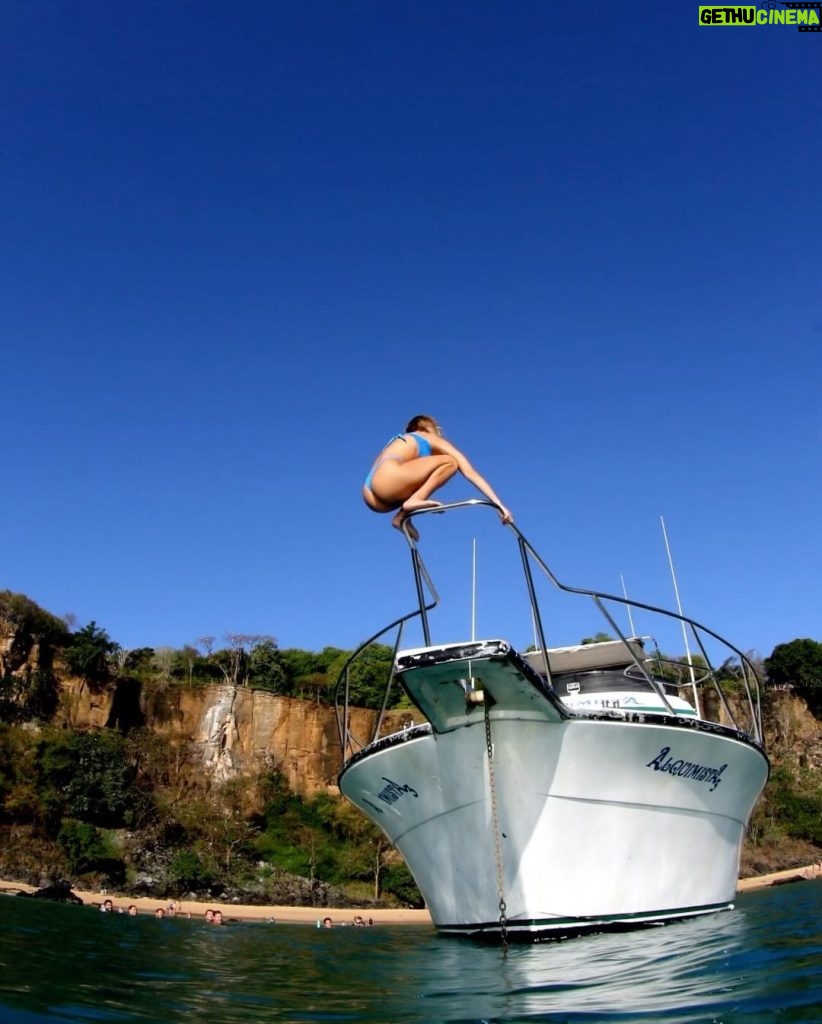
[432,437,513,523]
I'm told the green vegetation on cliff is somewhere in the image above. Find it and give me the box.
[765,638,822,714]
[0,722,419,906]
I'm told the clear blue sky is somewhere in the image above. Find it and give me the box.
[2,1,819,663]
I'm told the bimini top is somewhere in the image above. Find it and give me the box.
[521,638,648,677]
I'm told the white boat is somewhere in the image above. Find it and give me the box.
[336,501,769,942]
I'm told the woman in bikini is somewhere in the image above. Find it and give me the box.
[363,414,513,539]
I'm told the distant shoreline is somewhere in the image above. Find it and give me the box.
[0,879,431,925]
[2,865,820,924]
[735,863,822,893]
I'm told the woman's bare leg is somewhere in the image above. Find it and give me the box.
[366,456,459,539]
[401,459,458,512]
[369,456,457,509]
[379,457,458,538]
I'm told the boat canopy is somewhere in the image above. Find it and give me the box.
[521,638,648,677]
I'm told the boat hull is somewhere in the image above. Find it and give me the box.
[339,714,769,939]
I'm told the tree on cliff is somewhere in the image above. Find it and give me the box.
[213,633,277,687]
[63,621,119,686]
[765,638,822,714]
[326,643,397,709]
[248,638,287,692]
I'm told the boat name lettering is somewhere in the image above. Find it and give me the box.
[645,746,727,791]
[571,697,621,708]
[377,777,419,805]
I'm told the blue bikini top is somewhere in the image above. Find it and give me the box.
[383,432,432,457]
[408,432,432,457]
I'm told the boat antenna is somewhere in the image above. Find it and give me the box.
[471,537,477,642]
[620,574,637,637]
[660,515,701,716]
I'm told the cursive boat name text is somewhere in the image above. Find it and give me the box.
[377,777,419,805]
[646,746,727,791]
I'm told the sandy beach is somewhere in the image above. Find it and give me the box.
[0,879,432,925]
[734,863,822,893]
[1,865,820,924]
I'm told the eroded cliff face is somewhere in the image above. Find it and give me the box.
[56,675,418,798]
[763,692,822,769]
[0,623,41,678]
[7,608,820,804]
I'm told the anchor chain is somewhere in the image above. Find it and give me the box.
[484,696,509,954]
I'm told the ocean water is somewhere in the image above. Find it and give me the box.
[1,883,820,1024]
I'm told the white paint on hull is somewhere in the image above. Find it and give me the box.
[340,713,768,935]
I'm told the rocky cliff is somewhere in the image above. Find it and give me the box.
[762,691,822,769]
[0,602,421,802]
[54,673,418,799]
[3,606,821,809]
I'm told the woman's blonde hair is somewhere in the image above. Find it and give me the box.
[405,414,439,434]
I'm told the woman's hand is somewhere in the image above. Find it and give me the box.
[498,506,513,525]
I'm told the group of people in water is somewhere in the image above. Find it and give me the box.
[100,898,139,916]
[319,915,372,928]
[99,899,376,927]
[99,898,222,922]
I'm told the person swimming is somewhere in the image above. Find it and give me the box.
[362,414,512,540]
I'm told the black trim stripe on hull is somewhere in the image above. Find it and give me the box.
[437,901,734,941]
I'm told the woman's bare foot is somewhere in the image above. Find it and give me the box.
[401,498,443,513]
[391,510,419,541]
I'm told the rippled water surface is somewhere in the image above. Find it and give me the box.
[1,883,821,1023]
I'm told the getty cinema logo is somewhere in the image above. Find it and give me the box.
[699,3,821,29]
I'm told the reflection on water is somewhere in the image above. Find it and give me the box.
[1,883,821,1023]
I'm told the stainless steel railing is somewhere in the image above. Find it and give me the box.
[334,500,764,763]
